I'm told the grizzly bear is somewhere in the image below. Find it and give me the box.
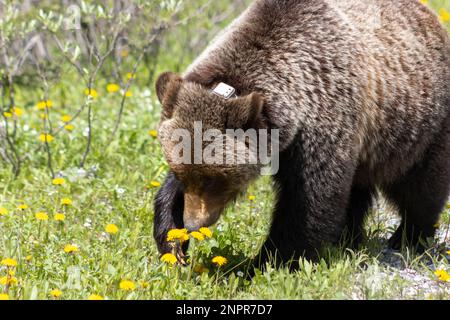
[153,0,450,270]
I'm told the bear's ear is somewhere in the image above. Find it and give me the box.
[155,72,182,118]
[227,92,264,129]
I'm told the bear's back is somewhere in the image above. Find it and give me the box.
[185,0,450,179]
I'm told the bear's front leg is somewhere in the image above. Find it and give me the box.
[153,171,188,260]
[254,132,356,271]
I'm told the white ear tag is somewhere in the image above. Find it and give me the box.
[212,82,237,100]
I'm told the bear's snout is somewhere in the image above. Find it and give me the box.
[183,192,224,231]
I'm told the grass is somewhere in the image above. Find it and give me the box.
[0,0,449,300]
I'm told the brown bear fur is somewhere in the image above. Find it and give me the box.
[153,0,450,270]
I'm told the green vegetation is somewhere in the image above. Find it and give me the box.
[0,0,449,300]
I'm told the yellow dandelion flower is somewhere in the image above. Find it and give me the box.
[36,100,53,110]
[17,204,28,210]
[440,8,450,23]
[61,198,72,206]
[190,231,205,241]
[126,72,135,80]
[0,276,8,285]
[105,223,119,234]
[248,195,256,201]
[148,130,158,138]
[64,124,75,131]
[52,177,65,185]
[40,113,48,120]
[124,90,132,98]
[161,253,178,266]
[63,244,79,253]
[167,228,189,242]
[0,276,18,286]
[119,280,136,291]
[61,115,72,123]
[25,255,32,262]
[85,88,98,98]
[88,294,104,300]
[419,0,428,5]
[35,212,49,221]
[12,107,23,117]
[139,281,149,288]
[212,256,227,267]
[193,264,210,274]
[50,289,62,298]
[199,227,213,238]
[1,258,17,267]
[435,269,446,277]
[54,213,65,221]
[0,294,9,300]
[107,83,120,93]
[3,111,12,118]
[39,133,54,143]
[149,181,161,188]
[0,207,9,216]
[435,269,450,282]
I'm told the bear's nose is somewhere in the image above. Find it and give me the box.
[184,221,202,233]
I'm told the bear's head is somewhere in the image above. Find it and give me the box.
[155,72,265,231]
